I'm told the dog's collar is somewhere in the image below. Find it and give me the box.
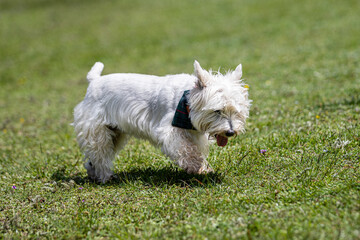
[172,90,196,130]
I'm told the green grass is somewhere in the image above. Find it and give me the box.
[1,0,359,239]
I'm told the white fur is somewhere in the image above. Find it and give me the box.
[73,61,251,183]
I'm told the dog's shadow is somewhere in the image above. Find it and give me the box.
[51,167,223,187]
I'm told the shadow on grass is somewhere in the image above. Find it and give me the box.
[51,167,223,188]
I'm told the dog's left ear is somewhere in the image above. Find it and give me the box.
[194,60,209,89]
[232,64,242,80]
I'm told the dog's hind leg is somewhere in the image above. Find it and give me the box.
[76,123,119,183]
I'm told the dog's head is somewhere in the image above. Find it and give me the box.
[188,60,251,147]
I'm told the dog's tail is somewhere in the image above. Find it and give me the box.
[87,62,104,82]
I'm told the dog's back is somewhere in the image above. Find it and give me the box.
[78,62,196,143]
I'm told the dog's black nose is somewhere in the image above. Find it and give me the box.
[225,130,235,137]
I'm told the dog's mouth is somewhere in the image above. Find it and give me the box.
[215,135,228,147]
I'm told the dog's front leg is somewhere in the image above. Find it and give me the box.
[177,145,213,174]
[161,129,213,174]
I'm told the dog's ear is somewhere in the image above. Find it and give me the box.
[232,64,242,80]
[194,60,208,89]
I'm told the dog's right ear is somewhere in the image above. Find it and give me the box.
[233,64,242,80]
[194,60,208,89]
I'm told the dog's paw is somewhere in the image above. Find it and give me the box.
[84,161,96,179]
[85,161,114,184]
[197,166,214,174]
[185,165,214,175]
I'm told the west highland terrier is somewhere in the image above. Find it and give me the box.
[73,61,251,183]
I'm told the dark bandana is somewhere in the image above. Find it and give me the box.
[172,90,196,130]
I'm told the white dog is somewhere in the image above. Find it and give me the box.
[73,61,251,183]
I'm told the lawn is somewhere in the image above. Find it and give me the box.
[0,0,359,239]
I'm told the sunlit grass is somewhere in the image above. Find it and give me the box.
[0,0,359,238]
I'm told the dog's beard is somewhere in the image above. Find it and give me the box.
[190,111,245,147]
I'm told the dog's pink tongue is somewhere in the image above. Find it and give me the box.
[216,135,228,147]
